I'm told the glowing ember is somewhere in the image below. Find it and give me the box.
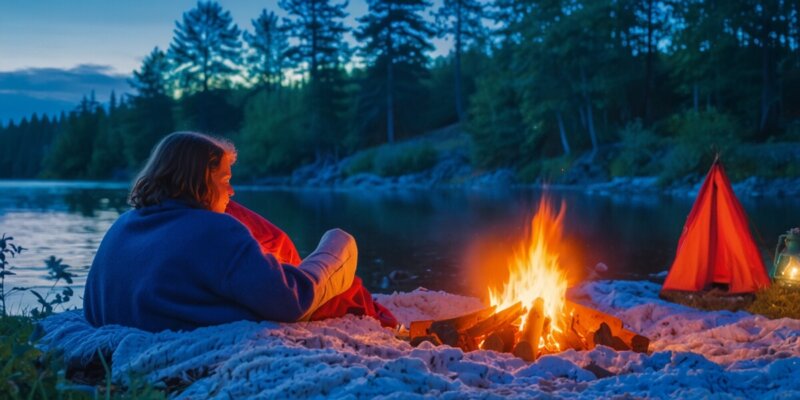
[488,196,569,350]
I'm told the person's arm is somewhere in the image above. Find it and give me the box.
[222,228,356,322]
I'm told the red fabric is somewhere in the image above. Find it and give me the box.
[225,201,398,327]
[662,161,771,294]
[309,277,398,328]
[226,201,301,265]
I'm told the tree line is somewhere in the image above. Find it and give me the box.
[1,0,800,182]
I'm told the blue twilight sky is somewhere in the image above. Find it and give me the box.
[0,0,450,123]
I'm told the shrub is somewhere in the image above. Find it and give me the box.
[373,144,439,177]
[660,110,741,184]
[0,316,64,398]
[609,119,663,178]
[517,161,541,183]
[342,149,377,177]
[343,142,439,177]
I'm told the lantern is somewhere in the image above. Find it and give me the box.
[773,228,800,286]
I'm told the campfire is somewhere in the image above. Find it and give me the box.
[408,197,650,361]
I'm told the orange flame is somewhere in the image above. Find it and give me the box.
[488,196,569,349]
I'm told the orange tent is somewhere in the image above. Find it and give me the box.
[661,159,771,294]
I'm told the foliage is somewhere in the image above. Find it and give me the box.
[659,110,741,183]
[280,0,350,157]
[5,0,800,182]
[609,120,663,177]
[1,236,75,318]
[41,96,105,179]
[29,257,76,318]
[356,0,434,144]
[174,89,242,135]
[129,48,172,98]
[0,316,67,399]
[0,234,26,317]
[342,142,438,177]
[466,45,526,169]
[169,1,242,93]
[243,10,288,90]
[373,143,439,177]
[433,0,486,122]
[342,149,377,177]
[236,87,312,176]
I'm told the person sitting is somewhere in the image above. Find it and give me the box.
[84,131,395,332]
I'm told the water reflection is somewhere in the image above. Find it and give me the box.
[1,180,798,313]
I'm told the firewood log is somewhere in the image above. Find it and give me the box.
[614,329,650,353]
[561,322,587,351]
[465,302,523,338]
[567,300,649,353]
[591,322,630,351]
[409,306,496,339]
[481,332,505,352]
[513,340,535,362]
[499,325,518,353]
[521,298,545,359]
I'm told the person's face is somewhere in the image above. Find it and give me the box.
[209,152,234,213]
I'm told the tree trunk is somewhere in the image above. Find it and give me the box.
[386,7,395,144]
[580,66,598,159]
[454,0,465,123]
[759,11,773,134]
[387,59,395,144]
[693,83,699,112]
[556,110,571,156]
[586,102,598,159]
[643,0,654,124]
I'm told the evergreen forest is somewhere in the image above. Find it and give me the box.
[2,0,800,183]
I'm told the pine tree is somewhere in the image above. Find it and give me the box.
[124,47,176,169]
[169,1,242,93]
[130,47,172,98]
[244,10,289,90]
[356,0,434,143]
[434,0,485,123]
[279,0,350,157]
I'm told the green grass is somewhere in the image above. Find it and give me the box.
[747,285,800,319]
[0,316,166,399]
[661,284,800,319]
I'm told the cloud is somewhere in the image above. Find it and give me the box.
[0,64,131,102]
[0,64,132,124]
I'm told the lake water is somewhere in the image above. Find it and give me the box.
[1,180,797,314]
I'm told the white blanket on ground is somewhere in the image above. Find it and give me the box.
[38,282,800,399]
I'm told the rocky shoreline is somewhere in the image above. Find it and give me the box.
[249,153,800,201]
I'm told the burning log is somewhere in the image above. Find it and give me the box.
[512,340,535,362]
[408,299,650,358]
[561,321,588,351]
[521,298,545,360]
[465,302,523,338]
[481,332,505,352]
[409,306,496,345]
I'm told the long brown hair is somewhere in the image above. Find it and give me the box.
[129,132,236,209]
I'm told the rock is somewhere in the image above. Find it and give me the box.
[342,173,390,188]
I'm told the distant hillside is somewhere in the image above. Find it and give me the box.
[0,93,74,125]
